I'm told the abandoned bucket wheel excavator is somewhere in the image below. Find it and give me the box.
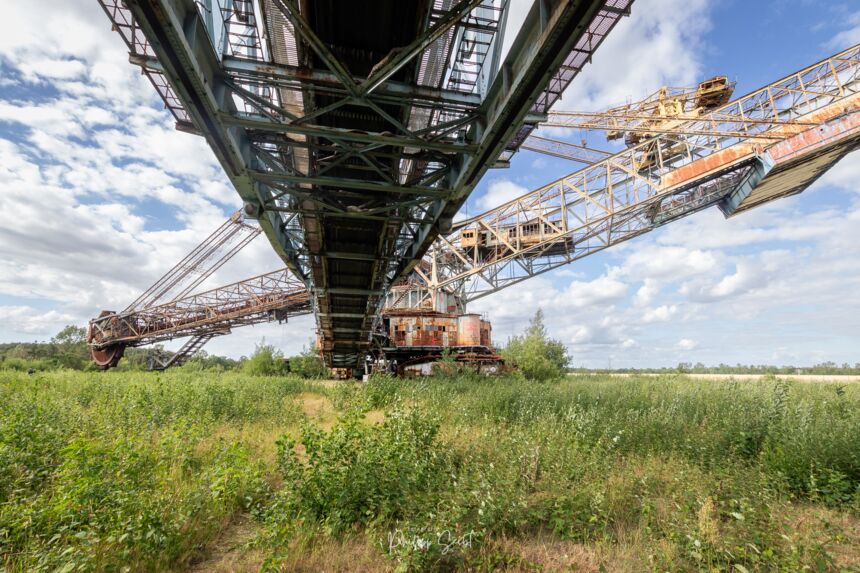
[87,0,860,377]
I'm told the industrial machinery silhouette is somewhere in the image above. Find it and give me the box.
[89,0,860,375]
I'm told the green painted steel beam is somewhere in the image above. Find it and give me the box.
[122,0,309,282]
[219,56,482,108]
[249,170,451,197]
[131,50,483,109]
[718,153,776,217]
[223,113,478,155]
[400,0,611,275]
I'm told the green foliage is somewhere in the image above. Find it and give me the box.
[269,408,449,536]
[501,309,569,381]
[363,373,403,408]
[50,325,89,369]
[0,369,311,571]
[178,349,241,372]
[0,356,59,372]
[287,343,329,379]
[433,348,458,373]
[242,341,291,376]
[3,368,860,571]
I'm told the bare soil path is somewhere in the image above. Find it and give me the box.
[188,515,263,573]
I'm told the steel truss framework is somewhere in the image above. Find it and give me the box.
[124,211,261,312]
[428,44,860,301]
[97,0,633,367]
[92,3,859,368]
[88,44,860,363]
[89,269,310,350]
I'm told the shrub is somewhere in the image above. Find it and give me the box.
[502,309,569,381]
[0,370,283,572]
[287,344,329,379]
[242,342,291,376]
[270,408,450,535]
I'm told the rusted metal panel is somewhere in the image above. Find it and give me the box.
[768,100,860,163]
[480,319,492,347]
[661,143,757,190]
[732,99,860,213]
[388,313,460,347]
[663,94,860,208]
[386,310,495,349]
[458,314,482,346]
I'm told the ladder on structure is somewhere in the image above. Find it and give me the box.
[147,332,227,371]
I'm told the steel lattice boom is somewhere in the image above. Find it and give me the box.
[88,268,310,368]
[124,211,261,312]
[428,44,860,301]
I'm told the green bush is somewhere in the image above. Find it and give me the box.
[270,408,450,535]
[501,309,569,381]
[287,344,329,379]
[0,369,309,572]
[242,342,291,376]
[0,356,59,371]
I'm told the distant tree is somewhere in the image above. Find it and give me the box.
[51,325,89,369]
[243,341,291,376]
[502,309,569,381]
[7,344,32,359]
[288,342,328,379]
[181,349,240,371]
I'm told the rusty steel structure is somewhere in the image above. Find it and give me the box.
[89,0,859,375]
[95,0,633,368]
[430,44,860,300]
[125,211,261,312]
[381,311,501,376]
[88,269,310,368]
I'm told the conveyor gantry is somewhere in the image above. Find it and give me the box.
[87,40,860,369]
[97,0,633,367]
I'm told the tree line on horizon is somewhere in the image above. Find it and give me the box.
[0,325,327,378]
[2,322,858,377]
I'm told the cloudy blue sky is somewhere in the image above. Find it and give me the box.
[1,0,858,367]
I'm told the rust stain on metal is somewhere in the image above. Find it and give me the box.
[386,311,493,348]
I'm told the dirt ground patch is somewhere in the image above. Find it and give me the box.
[267,534,391,572]
[784,505,860,569]
[297,392,338,429]
[187,516,263,573]
[485,534,601,571]
[365,409,385,425]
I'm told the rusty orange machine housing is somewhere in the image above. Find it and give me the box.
[374,284,503,376]
[386,312,492,348]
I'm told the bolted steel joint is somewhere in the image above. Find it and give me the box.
[243,202,261,219]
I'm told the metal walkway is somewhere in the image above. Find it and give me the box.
[97,0,632,368]
[87,43,860,367]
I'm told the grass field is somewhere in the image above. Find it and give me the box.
[1,370,859,572]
